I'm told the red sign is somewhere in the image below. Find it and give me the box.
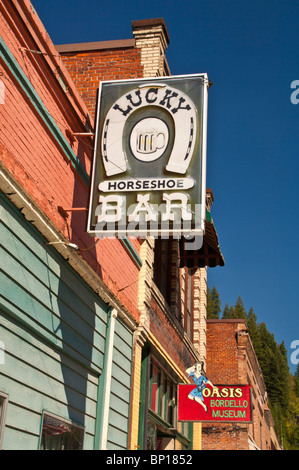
[178,384,252,423]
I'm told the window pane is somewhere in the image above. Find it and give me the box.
[160,375,166,420]
[40,414,84,450]
[167,383,174,425]
[147,420,157,450]
[151,366,159,413]
[153,239,171,302]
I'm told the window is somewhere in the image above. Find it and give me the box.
[150,365,160,413]
[143,356,192,450]
[153,239,172,303]
[40,413,84,450]
[160,375,167,419]
[0,393,8,449]
[166,382,176,426]
[149,360,177,427]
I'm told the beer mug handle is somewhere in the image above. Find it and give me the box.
[156,132,166,150]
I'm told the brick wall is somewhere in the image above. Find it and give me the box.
[205,320,241,384]
[202,320,280,450]
[57,45,144,120]
[202,320,248,450]
[0,0,141,322]
[56,18,171,121]
[149,291,196,374]
[202,423,248,450]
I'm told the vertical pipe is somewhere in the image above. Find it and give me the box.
[94,308,118,450]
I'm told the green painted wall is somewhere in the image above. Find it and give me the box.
[0,194,133,450]
[107,319,133,450]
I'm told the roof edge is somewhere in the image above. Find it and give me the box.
[207,319,247,323]
[55,38,135,53]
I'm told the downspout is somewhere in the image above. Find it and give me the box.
[94,308,118,450]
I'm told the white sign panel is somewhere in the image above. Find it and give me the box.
[87,74,209,239]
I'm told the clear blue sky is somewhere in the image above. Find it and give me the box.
[32,0,299,372]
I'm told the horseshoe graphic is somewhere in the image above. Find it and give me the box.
[101,84,197,176]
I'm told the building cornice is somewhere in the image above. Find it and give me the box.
[56,39,136,53]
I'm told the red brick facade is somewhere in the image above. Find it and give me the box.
[57,43,144,120]
[203,320,280,450]
[0,0,141,322]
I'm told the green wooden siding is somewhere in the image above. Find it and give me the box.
[0,194,133,450]
[106,320,133,450]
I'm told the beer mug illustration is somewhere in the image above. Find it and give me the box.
[130,117,169,162]
[136,128,166,154]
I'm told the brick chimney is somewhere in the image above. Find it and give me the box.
[132,18,170,77]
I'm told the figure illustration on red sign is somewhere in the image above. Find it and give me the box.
[186,361,214,413]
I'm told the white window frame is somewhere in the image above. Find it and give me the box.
[40,411,85,450]
[0,392,8,450]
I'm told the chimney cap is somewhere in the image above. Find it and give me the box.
[132,18,170,44]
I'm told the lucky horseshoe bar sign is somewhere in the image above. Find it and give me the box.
[87,74,209,238]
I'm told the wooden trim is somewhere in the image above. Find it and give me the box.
[0,392,8,450]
